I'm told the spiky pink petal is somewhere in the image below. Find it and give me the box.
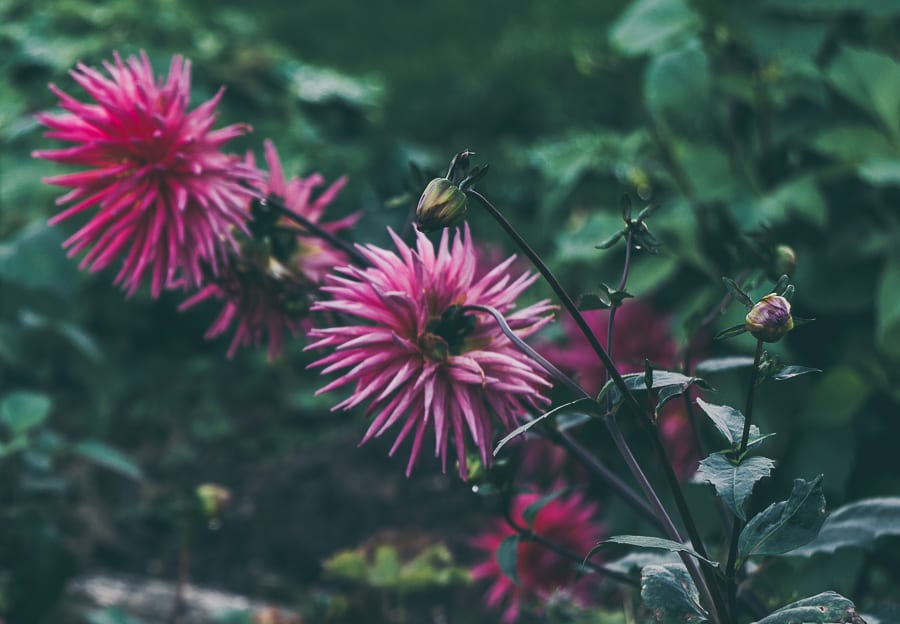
[308,225,553,479]
[33,51,259,297]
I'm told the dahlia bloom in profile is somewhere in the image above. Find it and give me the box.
[179,140,355,360]
[33,51,258,296]
[307,225,554,478]
[539,300,697,477]
[470,489,604,623]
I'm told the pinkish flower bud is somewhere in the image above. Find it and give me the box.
[415,178,468,232]
[745,294,794,342]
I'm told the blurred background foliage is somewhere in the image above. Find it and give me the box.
[1,0,900,622]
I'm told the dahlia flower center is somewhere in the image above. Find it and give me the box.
[419,305,476,361]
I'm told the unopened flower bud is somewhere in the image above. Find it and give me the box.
[196,483,231,520]
[775,244,797,277]
[415,178,468,232]
[745,294,794,342]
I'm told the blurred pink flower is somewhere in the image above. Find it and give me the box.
[307,225,554,478]
[33,51,258,296]
[470,489,604,623]
[179,140,356,360]
[539,300,697,477]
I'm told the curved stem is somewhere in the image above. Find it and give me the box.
[462,303,663,530]
[605,230,633,367]
[604,414,721,624]
[468,189,722,623]
[503,507,639,588]
[725,339,764,622]
[264,197,369,267]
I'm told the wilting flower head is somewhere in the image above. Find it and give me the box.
[307,225,554,478]
[470,489,604,623]
[33,51,258,296]
[179,140,355,360]
[745,293,793,343]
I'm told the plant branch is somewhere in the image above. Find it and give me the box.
[503,506,639,589]
[467,189,722,624]
[264,197,369,267]
[725,339,764,623]
[462,303,663,530]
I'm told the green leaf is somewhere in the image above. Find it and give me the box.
[859,159,900,186]
[694,453,775,521]
[801,367,871,427]
[877,249,900,358]
[493,398,601,456]
[694,357,755,373]
[589,535,719,568]
[755,591,865,624]
[738,476,827,560]
[72,440,144,481]
[788,497,900,557]
[609,0,701,57]
[772,365,822,381]
[1,391,52,435]
[645,39,711,135]
[695,399,759,447]
[85,608,147,624]
[640,563,708,624]
[0,221,80,296]
[522,489,570,528]
[713,324,748,341]
[826,46,900,140]
[722,277,754,307]
[609,371,710,407]
[497,535,520,585]
[370,545,402,586]
[755,176,827,227]
[596,229,625,250]
[811,125,898,164]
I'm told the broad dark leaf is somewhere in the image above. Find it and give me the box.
[588,535,718,568]
[496,535,519,585]
[789,497,900,557]
[640,563,708,623]
[755,591,865,624]
[695,453,775,521]
[739,476,827,560]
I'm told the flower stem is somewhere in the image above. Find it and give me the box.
[467,189,722,623]
[264,197,369,267]
[725,339,764,623]
[503,507,640,588]
[462,303,663,530]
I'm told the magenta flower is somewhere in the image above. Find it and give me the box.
[33,51,258,297]
[307,225,555,478]
[179,140,356,360]
[470,488,604,623]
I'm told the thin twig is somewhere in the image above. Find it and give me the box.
[503,507,639,588]
[264,197,369,267]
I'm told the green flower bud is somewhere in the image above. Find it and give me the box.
[745,294,794,342]
[415,177,468,233]
[196,483,231,520]
[775,244,797,277]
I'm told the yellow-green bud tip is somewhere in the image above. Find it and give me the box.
[415,178,468,233]
[775,244,797,276]
[196,483,232,519]
[745,294,794,342]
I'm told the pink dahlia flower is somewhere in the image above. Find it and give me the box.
[179,140,356,360]
[33,51,258,297]
[470,489,604,623]
[307,225,555,479]
[539,300,697,477]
